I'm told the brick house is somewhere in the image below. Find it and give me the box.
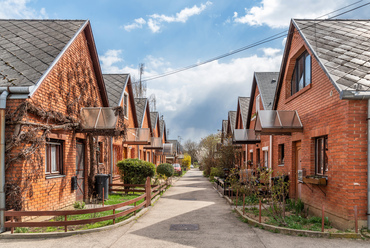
[240,72,279,172]
[159,119,170,163]
[234,97,250,170]
[149,112,163,166]
[0,20,120,214]
[254,19,370,229]
[103,74,139,175]
[134,98,152,162]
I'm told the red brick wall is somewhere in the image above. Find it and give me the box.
[5,30,106,211]
[273,27,368,229]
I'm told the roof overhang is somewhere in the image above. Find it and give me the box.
[143,137,163,150]
[78,107,122,136]
[124,128,151,145]
[255,110,303,135]
[232,129,261,144]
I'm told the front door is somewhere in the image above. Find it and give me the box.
[295,142,302,199]
[76,142,85,201]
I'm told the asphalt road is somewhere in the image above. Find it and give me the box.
[0,169,369,248]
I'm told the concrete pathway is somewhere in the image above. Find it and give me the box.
[0,169,369,248]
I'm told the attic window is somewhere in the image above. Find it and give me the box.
[123,93,128,118]
[291,51,311,95]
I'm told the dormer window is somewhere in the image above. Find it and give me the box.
[291,51,311,95]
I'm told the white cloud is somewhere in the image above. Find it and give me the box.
[0,0,48,19]
[233,0,350,28]
[100,48,283,142]
[123,18,146,32]
[263,47,281,57]
[123,1,212,33]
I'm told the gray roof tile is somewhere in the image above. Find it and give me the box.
[103,74,128,107]
[255,72,279,110]
[228,111,236,133]
[238,97,250,129]
[150,112,158,131]
[294,19,370,91]
[134,98,147,128]
[0,19,86,87]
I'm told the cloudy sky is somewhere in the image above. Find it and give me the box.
[1,0,370,142]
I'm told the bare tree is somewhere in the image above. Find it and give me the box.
[183,139,199,163]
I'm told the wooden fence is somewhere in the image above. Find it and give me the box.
[4,177,167,234]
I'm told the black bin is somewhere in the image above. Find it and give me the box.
[95,174,110,200]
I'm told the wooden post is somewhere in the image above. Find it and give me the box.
[321,205,325,232]
[102,187,105,207]
[235,189,239,208]
[146,177,151,207]
[354,205,358,233]
[113,209,116,224]
[10,216,14,234]
[259,199,262,223]
[134,201,137,216]
[243,194,246,215]
[65,215,67,232]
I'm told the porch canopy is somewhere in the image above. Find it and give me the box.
[255,110,303,135]
[143,137,163,150]
[232,129,260,144]
[162,143,173,155]
[79,107,121,136]
[124,128,151,145]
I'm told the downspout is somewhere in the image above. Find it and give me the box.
[0,90,9,233]
[368,99,370,229]
[269,135,272,185]
[110,137,113,191]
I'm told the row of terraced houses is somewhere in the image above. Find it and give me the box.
[221,19,370,230]
[0,19,182,230]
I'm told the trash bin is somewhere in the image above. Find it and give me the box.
[95,174,110,200]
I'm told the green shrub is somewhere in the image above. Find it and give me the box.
[117,158,156,185]
[157,163,174,177]
[74,201,86,209]
[210,167,224,180]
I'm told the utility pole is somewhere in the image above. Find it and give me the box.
[139,63,144,97]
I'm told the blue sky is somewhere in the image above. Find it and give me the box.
[1,0,370,143]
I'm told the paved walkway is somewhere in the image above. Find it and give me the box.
[1,169,369,248]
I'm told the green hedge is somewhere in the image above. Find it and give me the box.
[156,163,174,177]
[116,158,156,185]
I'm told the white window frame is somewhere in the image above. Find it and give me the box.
[123,92,129,120]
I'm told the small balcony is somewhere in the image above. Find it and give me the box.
[124,128,151,145]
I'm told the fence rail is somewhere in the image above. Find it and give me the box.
[4,177,168,234]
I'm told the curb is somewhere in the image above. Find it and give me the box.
[221,193,362,239]
[0,194,163,240]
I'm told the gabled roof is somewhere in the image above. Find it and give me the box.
[222,120,228,134]
[150,112,159,131]
[275,19,370,106]
[103,74,128,107]
[247,72,279,128]
[236,97,250,129]
[159,119,167,141]
[134,98,147,128]
[0,20,108,105]
[227,111,237,135]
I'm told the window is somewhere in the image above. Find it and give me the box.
[278,144,285,165]
[97,142,103,164]
[256,94,260,112]
[123,93,128,117]
[45,139,63,175]
[315,136,328,175]
[256,149,260,165]
[291,51,311,95]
